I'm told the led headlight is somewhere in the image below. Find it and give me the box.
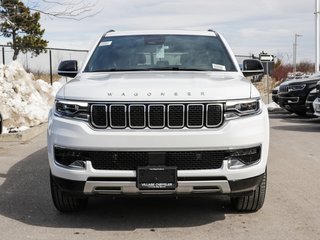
[225,98,261,120]
[287,84,306,92]
[54,100,89,120]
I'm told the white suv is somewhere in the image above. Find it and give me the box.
[48,30,269,212]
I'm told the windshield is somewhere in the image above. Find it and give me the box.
[84,34,237,72]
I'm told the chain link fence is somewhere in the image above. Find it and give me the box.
[0,45,88,84]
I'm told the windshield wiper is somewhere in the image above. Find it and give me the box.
[89,67,209,72]
[144,67,207,71]
[90,68,145,72]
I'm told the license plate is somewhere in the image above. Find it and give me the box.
[137,166,177,190]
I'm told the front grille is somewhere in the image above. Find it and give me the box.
[279,85,288,93]
[54,146,261,170]
[90,103,223,129]
[91,150,226,170]
[317,84,320,97]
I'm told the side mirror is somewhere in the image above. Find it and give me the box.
[242,59,264,77]
[58,60,78,78]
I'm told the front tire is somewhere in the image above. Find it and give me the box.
[50,173,88,212]
[231,170,267,212]
[293,110,307,116]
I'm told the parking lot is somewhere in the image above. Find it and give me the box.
[0,110,320,240]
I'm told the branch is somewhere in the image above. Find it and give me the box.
[26,0,102,21]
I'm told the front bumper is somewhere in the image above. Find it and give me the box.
[313,98,320,116]
[306,93,317,115]
[52,173,265,196]
[48,106,269,195]
[278,96,307,112]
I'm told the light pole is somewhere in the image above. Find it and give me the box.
[315,0,320,72]
[293,33,302,77]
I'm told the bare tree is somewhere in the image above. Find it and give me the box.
[1,0,101,21]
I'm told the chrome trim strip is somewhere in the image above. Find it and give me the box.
[110,104,127,129]
[187,104,204,128]
[287,97,300,103]
[148,104,166,129]
[128,104,146,129]
[206,104,224,127]
[55,99,89,108]
[168,104,185,128]
[84,180,231,194]
[53,143,262,152]
[90,104,107,128]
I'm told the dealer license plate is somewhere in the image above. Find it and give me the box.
[137,166,177,190]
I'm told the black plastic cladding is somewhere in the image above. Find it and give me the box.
[54,146,261,170]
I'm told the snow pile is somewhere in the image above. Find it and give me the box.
[0,61,62,131]
[266,102,281,112]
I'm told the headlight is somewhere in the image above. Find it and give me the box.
[225,98,261,120]
[287,84,306,92]
[54,100,89,120]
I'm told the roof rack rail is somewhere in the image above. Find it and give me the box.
[104,29,115,35]
[208,29,217,34]
[208,29,219,37]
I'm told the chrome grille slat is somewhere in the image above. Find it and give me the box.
[168,104,185,128]
[206,104,223,127]
[110,105,127,128]
[129,105,146,128]
[90,103,223,129]
[187,104,204,128]
[279,85,288,93]
[91,104,107,128]
[148,104,165,128]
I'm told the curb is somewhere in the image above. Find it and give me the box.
[267,107,284,113]
[0,123,47,142]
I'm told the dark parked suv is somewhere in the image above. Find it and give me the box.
[278,74,320,116]
[272,86,279,104]
[313,81,320,116]
[0,112,2,134]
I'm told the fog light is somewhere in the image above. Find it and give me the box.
[227,146,261,169]
[69,160,86,169]
[54,147,90,169]
[228,159,246,169]
[224,112,239,120]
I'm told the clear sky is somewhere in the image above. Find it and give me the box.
[0,0,318,64]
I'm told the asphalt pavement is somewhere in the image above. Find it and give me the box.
[0,111,319,240]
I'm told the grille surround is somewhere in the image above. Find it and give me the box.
[90,102,224,129]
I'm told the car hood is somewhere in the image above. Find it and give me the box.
[281,75,320,86]
[57,71,256,101]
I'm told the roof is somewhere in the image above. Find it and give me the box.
[104,29,217,37]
